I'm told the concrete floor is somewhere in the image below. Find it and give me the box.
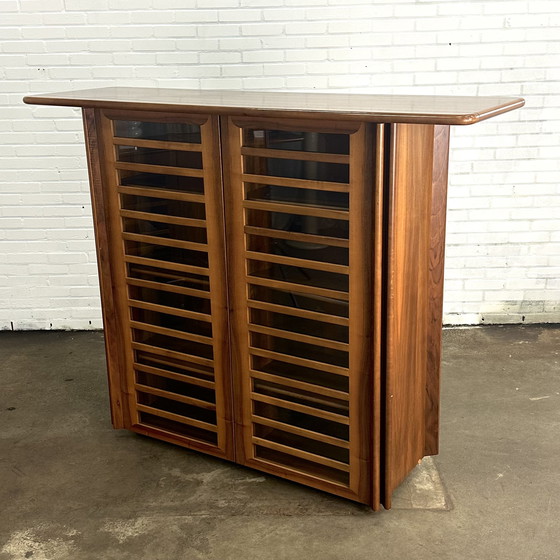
[0,326,558,560]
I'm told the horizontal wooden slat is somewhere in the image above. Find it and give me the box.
[246,251,349,275]
[246,276,349,302]
[122,232,208,252]
[252,392,349,425]
[132,342,214,367]
[250,347,349,377]
[120,209,206,228]
[124,255,209,276]
[244,225,349,248]
[130,320,214,345]
[128,298,212,322]
[247,299,348,326]
[243,199,349,220]
[134,362,215,390]
[250,369,348,401]
[138,352,214,381]
[253,437,350,472]
[115,161,204,178]
[241,146,349,164]
[136,403,217,432]
[118,185,205,203]
[252,414,349,449]
[135,383,216,410]
[126,277,210,299]
[249,324,349,352]
[242,173,349,193]
[113,136,202,152]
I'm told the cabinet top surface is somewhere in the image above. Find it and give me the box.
[24,87,524,125]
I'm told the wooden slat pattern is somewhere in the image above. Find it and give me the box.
[134,362,215,390]
[120,209,206,228]
[249,347,349,377]
[241,146,350,164]
[251,392,349,425]
[115,161,204,178]
[128,298,212,322]
[129,320,214,346]
[124,255,209,276]
[122,232,208,252]
[135,383,217,410]
[117,185,205,203]
[252,415,350,449]
[250,369,348,401]
[113,136,202,152]
[246,276,349,302]
[246,250,349,275]
[132,341,214,368]
[247,299,349,326]
[126,277,210,299]
[242,173,349,192]
[243,199,349,220]
[249,323,349,351]
[136,403,217,432]
[253,437,350,472]
[244,225,349,248]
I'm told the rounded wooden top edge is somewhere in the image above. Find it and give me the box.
[22,91,526,126]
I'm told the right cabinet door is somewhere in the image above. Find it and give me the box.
[223,116,377,504]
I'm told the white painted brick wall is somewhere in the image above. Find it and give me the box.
[1,0,559,330]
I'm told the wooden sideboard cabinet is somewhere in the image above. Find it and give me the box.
[24,88,523,509]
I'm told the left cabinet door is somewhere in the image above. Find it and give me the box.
[83,108,234,460]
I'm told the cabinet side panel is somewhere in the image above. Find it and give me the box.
[82,107,130,429]
[383,123,434,507]
[425,125,450,457]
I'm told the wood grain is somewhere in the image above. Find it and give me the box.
[424,125,450,457]
[383,123,434,509]
[82,108,129,429]
[25,87,525,125]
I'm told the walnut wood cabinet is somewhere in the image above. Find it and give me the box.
[24,88,523,509]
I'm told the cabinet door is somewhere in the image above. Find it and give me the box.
[222,116,375,503]
[86,109,233,460]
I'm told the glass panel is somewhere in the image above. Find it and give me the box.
[248,262,349,293]
[246,184,348,210]
[244,156,348,183]
[246,236,348,266]
[246,209,348,239]
[121,194,206,220]
[139,412,218,444]
[117,146,203,169]
[128,285,211,316]
[254,424,349,463]
[137,392,216,424]
[127,263,210,292]
[251,358,348,393]
[250,333,349,368]
[135,351,214,381]
[250,308,348,343]
[249,285,348,318]
[123,218,207,244]
[114,120,201,144]
[119,171,204,194]
[133,330,213,359]
[254,401,349,440]
[124,241,209,269]
[243,129,349,155]
[136,371,216,404]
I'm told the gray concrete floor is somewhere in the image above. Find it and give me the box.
[0,326,559,560]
